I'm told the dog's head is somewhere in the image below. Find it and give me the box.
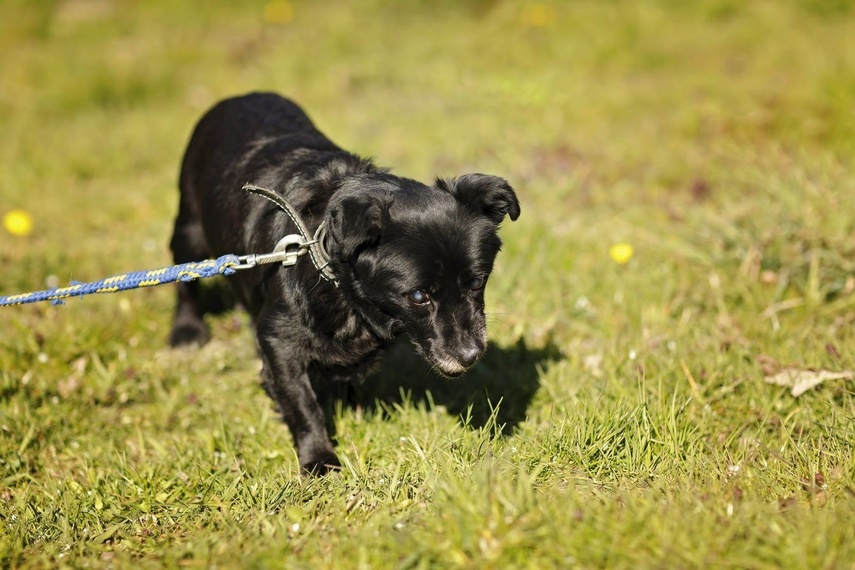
[326,173,520,377]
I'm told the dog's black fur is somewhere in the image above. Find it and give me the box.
[169,92,519,474]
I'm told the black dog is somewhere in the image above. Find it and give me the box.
[169,92,519,474]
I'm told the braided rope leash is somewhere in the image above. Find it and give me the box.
[0,254,241,307]
[0,184,338,308]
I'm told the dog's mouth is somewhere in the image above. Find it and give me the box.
[408,345,477,378]
[408,334,487,378]
[428,349,484,378]
[433,360,470,378]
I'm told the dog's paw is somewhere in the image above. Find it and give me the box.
[300,452,342,477]
[168,319,210,348]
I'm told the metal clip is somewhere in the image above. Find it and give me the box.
[234,234,310,269]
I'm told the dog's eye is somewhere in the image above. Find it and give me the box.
[467,276,486,291]
[408,289,431,305]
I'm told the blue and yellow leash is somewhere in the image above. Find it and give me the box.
[0,255,243,307]
[0,184,338,308]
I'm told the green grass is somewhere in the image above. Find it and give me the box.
[2,0,855,567]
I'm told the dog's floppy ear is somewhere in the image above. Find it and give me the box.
[440,173,520,224]
[326,190,387,260]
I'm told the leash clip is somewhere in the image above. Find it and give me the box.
[234,234,310,269]
[271,234,311,266]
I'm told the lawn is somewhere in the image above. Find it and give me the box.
[2,0,855,568]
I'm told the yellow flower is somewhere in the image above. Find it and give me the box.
[3,209,33,237]
[521,4,556,28]
[609,242,634,265]
[264,1,293,24]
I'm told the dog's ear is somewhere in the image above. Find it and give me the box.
[326,190,387,260]
[439,173,520,224]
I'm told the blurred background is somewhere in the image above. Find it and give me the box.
[2,3,855,565]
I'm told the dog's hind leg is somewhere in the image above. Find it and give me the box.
[168,192,212,348]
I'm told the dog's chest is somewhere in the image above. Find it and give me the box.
[309,320,385,377]
[328,310,384,360]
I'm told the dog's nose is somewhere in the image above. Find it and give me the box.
[458,345,482,368]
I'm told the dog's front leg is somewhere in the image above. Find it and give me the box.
[257,309,340,476]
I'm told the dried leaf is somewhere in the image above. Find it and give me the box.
[764,367,855,397]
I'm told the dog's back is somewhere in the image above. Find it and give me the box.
[181,93,323,181]
[176,93,341,254]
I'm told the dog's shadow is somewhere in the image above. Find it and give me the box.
[195,280,557,433]
[327,337,561,434]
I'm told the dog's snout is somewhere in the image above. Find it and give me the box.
[458,345,482,368]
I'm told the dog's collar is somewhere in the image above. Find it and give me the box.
[243,184,339,286]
